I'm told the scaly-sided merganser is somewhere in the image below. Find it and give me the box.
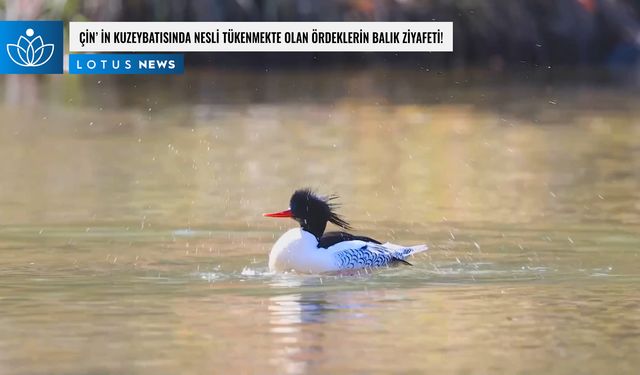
[263,189,427,273]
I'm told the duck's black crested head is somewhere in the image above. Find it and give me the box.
[289,188,351,238]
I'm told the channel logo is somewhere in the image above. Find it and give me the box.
[7,28,55,67]
[69,54,184,74]
[0,21,63,74]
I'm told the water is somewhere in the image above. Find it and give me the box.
[0,70,639,374]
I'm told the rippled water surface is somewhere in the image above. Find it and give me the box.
[0,70,639,374]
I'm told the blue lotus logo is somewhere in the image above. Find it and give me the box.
[6,28,55,67]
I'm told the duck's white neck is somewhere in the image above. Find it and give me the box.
[268,228,335,273]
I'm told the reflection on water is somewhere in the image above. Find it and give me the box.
[269,291,327,375]
[267,276,399,375]
[0,70,639,374]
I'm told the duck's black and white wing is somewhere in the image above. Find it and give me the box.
[325,237,428,270]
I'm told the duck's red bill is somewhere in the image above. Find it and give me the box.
[263,209,293,218]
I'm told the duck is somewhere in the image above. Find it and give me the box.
[263,188,427,273]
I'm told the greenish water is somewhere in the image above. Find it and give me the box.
[0,70,639,374]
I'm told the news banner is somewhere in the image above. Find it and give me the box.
[0,21,453,75]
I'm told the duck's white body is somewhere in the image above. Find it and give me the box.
[269,228,428,273]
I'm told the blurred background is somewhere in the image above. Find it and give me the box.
[1,1,640,375]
